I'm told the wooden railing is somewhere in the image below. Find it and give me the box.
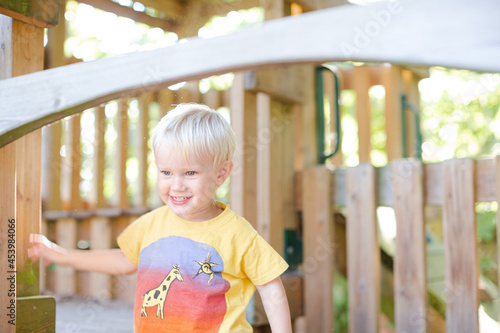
[300,157,500,333]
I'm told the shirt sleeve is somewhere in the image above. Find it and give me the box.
[241,234,289,286]
[116,215,146,265]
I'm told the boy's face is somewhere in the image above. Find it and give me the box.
[155,150,232,222]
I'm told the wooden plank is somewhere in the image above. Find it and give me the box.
[230,73,257,225]
[113,216,137,301]
[158,88,175,118]
[90,106,106,208]
[302,166,334,333]
[255,92,271,240]
[244,67,307,103]
[392,159,427,333]
[346,163,379,333]
[442,158,478,333]
[77,0,178,31]
[0,0,60,27]
[0,142,16,333]
[381,65,404,161]
[136,92,153,207]
[88,217,111,299]
[3,0,500,147]
[115,99,129,208]
[17,296,56,333]
[69,114,82,210]
[54,218,77,296]
[201,89,221,109]
[12,18,44,298]
[353,65,371,163]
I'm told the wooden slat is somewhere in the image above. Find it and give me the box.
[381,65,404,161]
[201,89,221,109]
[115,99,129,208]
[269,99,286,252]
[12,18,44,298]
[0,0,60,27]
[442,158,478,332]
[3,0,500,148]
[392,159,427,333]
[346,163,379,333]
[0,142,16,333]
[157,88,175,118]
[230,73,257,225]
[353,65,371,163]
[88,217,111,299]
[255,92,271,240]
[137,93,153,207]
[69,114,82,210]
[302,166,334,333]
[54,218,76,296]
[91,106,106,208]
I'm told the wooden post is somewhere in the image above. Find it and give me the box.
[393,159,427,332]
[442,158,478,332]
[256,92,271,240]
[137,92,153,208]
[0,17,16,332]
[346,163,379,333]
[353,66,371,163]
[1,8,51,329]
[230,73,257,226]
[302,166,334,332]
[381,65,404,161]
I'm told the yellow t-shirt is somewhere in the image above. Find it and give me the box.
[117,202,289,333]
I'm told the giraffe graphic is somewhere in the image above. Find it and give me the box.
[141,264,184,319]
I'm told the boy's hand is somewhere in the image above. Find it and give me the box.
[28,233,68,266]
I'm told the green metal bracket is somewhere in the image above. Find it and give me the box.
[315,65,341,164]
[401,94,423,159]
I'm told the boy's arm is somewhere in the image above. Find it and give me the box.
[256,277,292,333]
[28,234,137,275]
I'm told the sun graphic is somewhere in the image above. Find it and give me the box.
[194,253,219,283]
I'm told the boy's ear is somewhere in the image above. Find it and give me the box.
[216,161,233,185]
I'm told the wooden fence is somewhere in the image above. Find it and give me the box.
[300,157,500,333]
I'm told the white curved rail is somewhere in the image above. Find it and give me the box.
[1,0,499,147]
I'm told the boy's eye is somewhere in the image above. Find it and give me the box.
[186,171,196,176]
[161,171,171,176]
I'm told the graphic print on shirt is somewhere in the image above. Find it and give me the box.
[194,253,219,283]
[140,264,184,319]
[135,236,230,332]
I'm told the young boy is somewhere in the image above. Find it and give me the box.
[29,103,292,332]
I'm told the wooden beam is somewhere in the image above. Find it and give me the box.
[0,0,60,27]
[76,0,178,31]
[2,0,500,147]
[291,0,349,12]
[203,0,260,18]
[244,66,307,103]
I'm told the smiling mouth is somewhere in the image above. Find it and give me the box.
[170,196,191,203]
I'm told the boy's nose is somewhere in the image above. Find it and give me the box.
[171,176,186,191]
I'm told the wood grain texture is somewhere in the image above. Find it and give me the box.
[2,0,500,147]
[346,163,379,333]
[442,158,478,333]
[392,159,426,333]
[302,166,334,333]
[0,0,60,27]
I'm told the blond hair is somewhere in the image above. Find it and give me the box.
[152,103,236,166]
